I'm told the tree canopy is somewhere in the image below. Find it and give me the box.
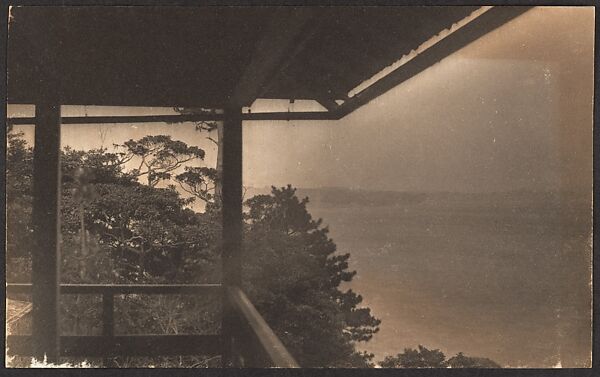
[6,130,380,368]
[114,135,205,187]
[378,345,501,368]
[244,185,380,367]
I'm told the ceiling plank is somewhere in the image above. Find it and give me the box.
[257,13,326,100]
[228,8,315,108]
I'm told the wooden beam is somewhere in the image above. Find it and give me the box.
[6,111,338,126]
[102,293,115,367]
[221,108,243,286]
[257,12,326,100]
[243,111,337,121]
[333,6,532,118]
[227,287,299,368]
[315,98,340,112]
[6,113,224,125]
[31,103,61,362]
[220,107,244,367]
[6,283,222,295]
[229,8,314,107]
[7,335,222,357]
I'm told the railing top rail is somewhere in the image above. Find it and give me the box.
[226,286,299,368]
[6,283,222,294]
[7,334,222,357]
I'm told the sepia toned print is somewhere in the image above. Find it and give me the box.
[5,5,593,368]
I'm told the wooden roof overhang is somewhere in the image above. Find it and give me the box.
[5,5,533,365]
[7,6,531,121]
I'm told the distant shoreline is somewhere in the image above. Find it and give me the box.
[244,186,591,208]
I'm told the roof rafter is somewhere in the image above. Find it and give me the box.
[332,6,532,118]
[228,8,315,108]
[6,111,338,126]
[257,13,326,101]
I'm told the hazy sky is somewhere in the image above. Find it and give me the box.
[10,7,594,194]
[242,6,594,193]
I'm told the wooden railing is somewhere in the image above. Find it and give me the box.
[226,287,298,368]
[6,283,298,367]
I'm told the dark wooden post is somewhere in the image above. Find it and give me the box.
[102,293,115,338]
[102,292,115,367]
[222,107,243,286]
[221,107,243,366]
[218,9,312,366]
[31,103,62,362]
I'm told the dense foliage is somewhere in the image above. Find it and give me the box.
[378,345,501,368]
[6,130,379,367]
[6,128,34,282]
[244,186,380,367]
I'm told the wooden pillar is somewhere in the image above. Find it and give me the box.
[221,107,243,286]
[221,107,243,366]
[31,103,62,362]
[102,292,115,367]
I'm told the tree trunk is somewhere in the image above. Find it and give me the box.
[79,202,87,280]
[215,122,224,199]
[80,202,86,256]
